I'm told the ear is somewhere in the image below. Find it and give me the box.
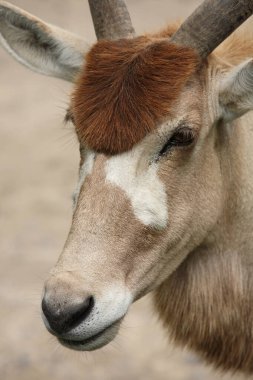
[0,1,90,82]
[219,59,253,121]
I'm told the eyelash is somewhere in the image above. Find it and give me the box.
[158,127,195,158]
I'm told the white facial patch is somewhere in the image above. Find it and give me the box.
[72,150,95,209]
[105,146,168,229]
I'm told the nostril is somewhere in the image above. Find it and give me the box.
[42,295,95,335]
[70,296,94,328]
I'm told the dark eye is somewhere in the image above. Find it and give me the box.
[158,127,195,157]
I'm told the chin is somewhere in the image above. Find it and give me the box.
[58,320,121,351]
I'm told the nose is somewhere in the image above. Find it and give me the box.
[42,295,94,335]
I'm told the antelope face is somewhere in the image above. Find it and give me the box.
[42,69,225,350]
[1,0,252,354]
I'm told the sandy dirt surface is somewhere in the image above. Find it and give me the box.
[0,1,248,379]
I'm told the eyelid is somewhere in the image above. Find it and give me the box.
[157,120,187,141]
[157,121,192,147]
[154,125,196,162]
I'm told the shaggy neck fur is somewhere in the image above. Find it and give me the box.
[155,245,253,373]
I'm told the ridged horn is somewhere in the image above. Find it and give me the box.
[88,0,135,40]
[171,0,253,58]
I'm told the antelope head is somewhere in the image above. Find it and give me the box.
[0,0,253,353]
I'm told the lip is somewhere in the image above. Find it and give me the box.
[58,319,121,351]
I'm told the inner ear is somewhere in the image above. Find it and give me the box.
[0,1,89,82]
[219,59,253,121]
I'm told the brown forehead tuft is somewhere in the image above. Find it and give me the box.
[72,36,199,155]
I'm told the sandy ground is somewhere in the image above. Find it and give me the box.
[0,1,248,379]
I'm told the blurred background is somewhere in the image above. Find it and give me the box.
[0,1,247,379]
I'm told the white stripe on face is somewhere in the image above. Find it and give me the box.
[105,146,168,229]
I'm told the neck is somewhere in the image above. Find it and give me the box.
[154,112,253,373]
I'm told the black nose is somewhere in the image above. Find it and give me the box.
[42,296,94,335]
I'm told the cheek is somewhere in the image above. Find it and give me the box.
[159,150,223,241]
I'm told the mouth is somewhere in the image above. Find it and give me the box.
[58,319,121,351]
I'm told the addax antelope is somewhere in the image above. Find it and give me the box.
[1,0,253,374]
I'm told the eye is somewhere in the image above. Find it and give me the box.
[158,127,195,157]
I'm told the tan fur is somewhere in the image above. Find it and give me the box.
[155,249,253,373]
[215,18,253,65]
[153,112,253,373]
[150,21,253,374]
